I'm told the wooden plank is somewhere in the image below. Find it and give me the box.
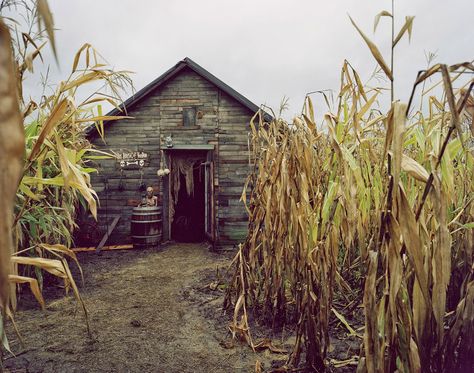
[96,216,120,252]
[72,244,133,253]
[166,144,214,150]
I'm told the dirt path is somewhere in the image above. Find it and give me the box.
[4,243,280,373]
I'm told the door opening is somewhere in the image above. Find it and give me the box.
[171,163,205,242]
[163,149,215,243]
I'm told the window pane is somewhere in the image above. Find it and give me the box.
[183,107,196,127]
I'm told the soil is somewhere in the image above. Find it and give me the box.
[3,243,360,373]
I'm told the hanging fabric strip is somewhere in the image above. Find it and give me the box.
[169,155,203,223]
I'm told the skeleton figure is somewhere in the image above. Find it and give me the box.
[165,135,173,148]
[138,186,158,207]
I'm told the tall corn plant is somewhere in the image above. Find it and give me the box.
[348,3,474,371]
[358,67,474,373]
[224,62,388,370]
[0,0,131,344]
[0,14,25,359]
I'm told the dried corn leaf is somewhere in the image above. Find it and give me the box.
[400,153,429,182]
[331,356,359,368]
[40,243,84,283]
[393,16,415,47]
[54,132,71,188]
[11,256,67,279]
[9,275,45,310]
[373,10,392,32]
[72,43,92,72]
[28,98,69,161]
[397,185,430,307]
[441,65,464,148]
[391,102,407,195]
[363,251,378,373]
[253,338,287,354]
[37,0,56,58]
[432,174,451,342]
[332,307,360,337]
[349,16,393,81]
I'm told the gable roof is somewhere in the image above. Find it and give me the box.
[87,57,265,135]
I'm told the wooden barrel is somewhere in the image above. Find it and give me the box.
[131,206,162,249]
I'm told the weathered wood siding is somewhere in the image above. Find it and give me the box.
[88,67,252,248]
[216,93,253,246]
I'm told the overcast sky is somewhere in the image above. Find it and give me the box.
[17,0,474,118]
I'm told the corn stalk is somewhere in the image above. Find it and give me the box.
[0,16,25,358]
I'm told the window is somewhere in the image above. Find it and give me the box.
[183,107,197,127]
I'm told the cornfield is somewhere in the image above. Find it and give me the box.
[224,8,474,373]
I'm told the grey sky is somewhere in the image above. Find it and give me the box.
[21,0,474,118]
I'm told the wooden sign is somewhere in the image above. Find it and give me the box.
[117,151,149,169]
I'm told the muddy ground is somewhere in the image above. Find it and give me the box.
[3,243,360,373]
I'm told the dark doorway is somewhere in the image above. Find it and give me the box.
[171,156,206,242]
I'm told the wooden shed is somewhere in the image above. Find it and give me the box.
[86,57,261,249]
